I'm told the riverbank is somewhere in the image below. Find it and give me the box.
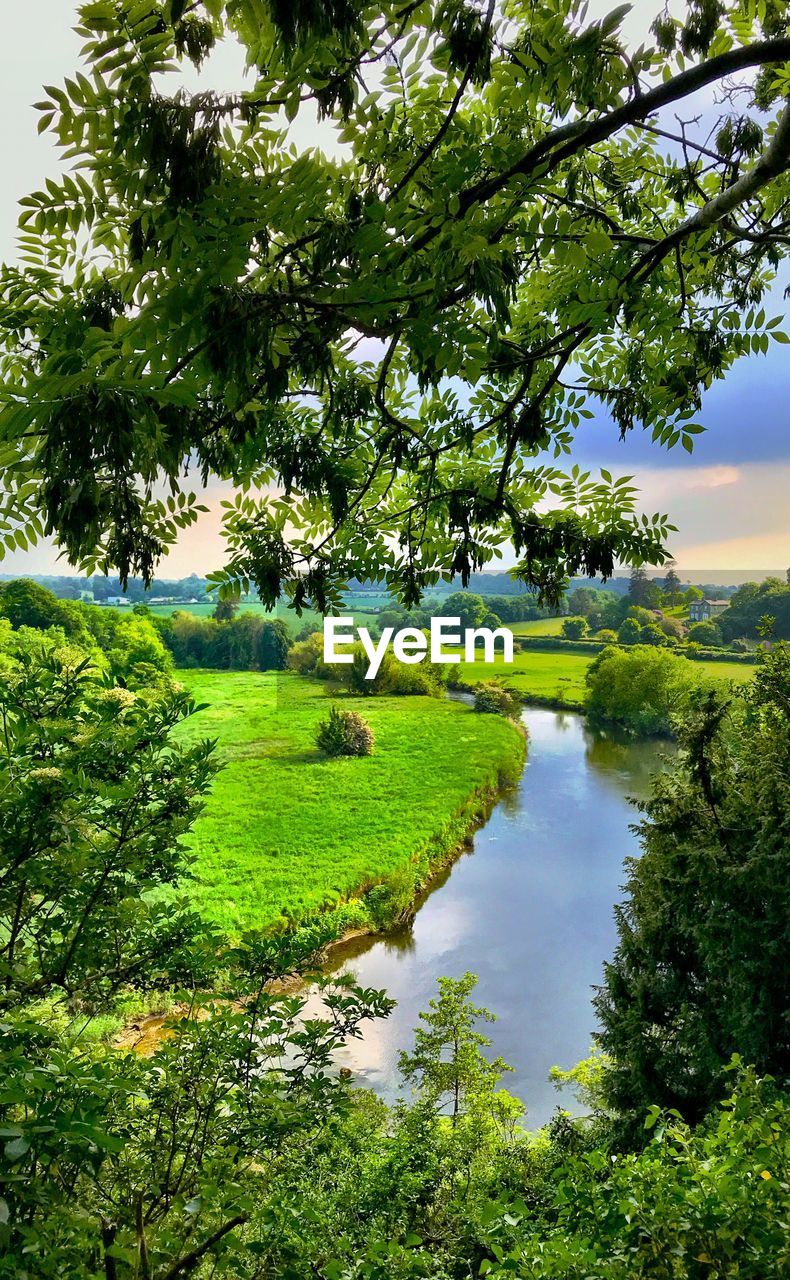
[173,670,526,938]
[450,644,756,712]
[295,707,672,1123]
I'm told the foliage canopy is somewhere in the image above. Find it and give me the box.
[1,2,790,606]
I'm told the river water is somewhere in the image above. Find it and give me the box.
[313,707,671,1127]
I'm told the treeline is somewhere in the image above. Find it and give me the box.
[0,578,175,690]
[155,609,291,671]
[0,572,209,604]
[0,579,293,678]
[719,576,790,640]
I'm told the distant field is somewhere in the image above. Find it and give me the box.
[175,670,523,934]
[454,647,756,704]
[508,617,574,636]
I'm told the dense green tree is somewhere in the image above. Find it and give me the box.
[639,621,670,646]
[434,591,490,630]
[212,596,239,622]
[399,972,512,1122]
[2,3,790,605]
[688,618,723,646]
[616,616,643,645]
[0,578,89,641]
[255,616,291,670]
[0,653,216,1010]
[595,646,790,1122]
[561,616,588,639]
[586,644,702,735]
[662,564,683,605]
[720,578,790,640]
[566,586,599,617]
[628,567,663,610]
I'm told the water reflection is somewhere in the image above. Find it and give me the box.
[308,708,671,1126]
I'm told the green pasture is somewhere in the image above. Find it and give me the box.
[507,617,575,637]
[175,670,523,934]
[454,647,756,704]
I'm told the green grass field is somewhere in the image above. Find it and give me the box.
[454,648,756,704]
[175,670,523,934]
[508,617,577,637]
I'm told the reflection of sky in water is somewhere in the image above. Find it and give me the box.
[306,709,671,1126]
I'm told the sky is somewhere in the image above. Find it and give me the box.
[0,1,787,580]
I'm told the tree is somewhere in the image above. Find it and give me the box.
[212,596,239,623]
[398,973,510,1122]
[562,616,588,640]
[567,587,599,617]
[617,617,643,646]
[434,592,489,630]
[2,4,790,606]
[585,645,702,736]
[628,567,662,610]
[662,564,682,606]
[639,621,669,646]
[688,619,723,646]
[0,578,89,641]
[0,652,217,1010]
[255,618,291,670]
[720,580,790,641]
[595,646,790,1123]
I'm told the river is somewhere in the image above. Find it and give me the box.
[312,707,672,1127]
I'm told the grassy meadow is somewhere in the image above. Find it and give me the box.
[175,670,524,934]
[453,647,756,705]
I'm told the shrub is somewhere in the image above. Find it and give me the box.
[383,662,446,696]
[658,615,685,640]
[585,645,705,736]
[688,620,722,646]
[287,632,326,675]
[617,617,643,645]
[561,617,588,640]
[315,705,374,756]
[343,648,446,696]
[639,621,669,646]
[731,637,751,653]
[596,628,618,644]
[474,681,522,719]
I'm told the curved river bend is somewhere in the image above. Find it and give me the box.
[312,708,671,1127]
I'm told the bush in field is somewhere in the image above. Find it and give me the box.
[731,637,751,653]
[345,647,446,696]
[287,631,327,675]
[585,645,704,736]
[383,662,447,696]
[316,706,374,757]
[688,620,723,646]
[561,617,588,640]
[596,628,619,645]
[474,681,522,720]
